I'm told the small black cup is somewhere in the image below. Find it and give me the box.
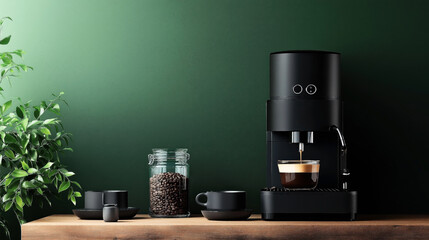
[103,204,119,222]
[103,190,128,209]
[85,191,104,210]
[195,191,246,211]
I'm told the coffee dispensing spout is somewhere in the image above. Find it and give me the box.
[298,143,304,152]
[291,131,314,154]
[330,126,349,190]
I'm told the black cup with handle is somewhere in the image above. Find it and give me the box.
[195,191,246,211]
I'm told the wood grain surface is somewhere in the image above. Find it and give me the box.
[21,214,429,240]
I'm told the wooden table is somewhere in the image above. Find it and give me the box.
[22,214,429,239]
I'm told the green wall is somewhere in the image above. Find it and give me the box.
[1,0,429,238]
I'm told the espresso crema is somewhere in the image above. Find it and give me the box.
[278,160,320,190]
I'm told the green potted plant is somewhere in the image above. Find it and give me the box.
[0,17,81,239]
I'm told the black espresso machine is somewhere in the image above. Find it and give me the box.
[260,51,357,220]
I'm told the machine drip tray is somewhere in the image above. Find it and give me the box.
[260,188,357,221]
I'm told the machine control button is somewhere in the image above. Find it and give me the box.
[293,84,303,94]
[306,84,317,95]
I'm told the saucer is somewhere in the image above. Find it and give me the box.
[201,209,252,220]
[73,207,139,220]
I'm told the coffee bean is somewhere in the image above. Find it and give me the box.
[150,172,189,216]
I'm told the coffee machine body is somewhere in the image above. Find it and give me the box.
[261,51,357,220]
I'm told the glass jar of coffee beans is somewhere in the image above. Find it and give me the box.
[148,148,190,218]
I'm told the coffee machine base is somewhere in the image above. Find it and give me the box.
[260,188,357,221]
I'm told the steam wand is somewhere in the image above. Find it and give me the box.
[330,126,349,190]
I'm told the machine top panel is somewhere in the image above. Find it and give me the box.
[270,51,340,100]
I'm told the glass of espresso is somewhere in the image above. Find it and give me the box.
[278,160,320,190]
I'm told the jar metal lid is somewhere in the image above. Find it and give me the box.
[148,148,190,164]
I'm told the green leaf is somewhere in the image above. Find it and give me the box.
[21,134,30,149]
[15,202,23,212]
[74,191,82,197]
[42,162,54,169]
[27,168,37,174]
[58,181,71,193]
[71,195,76,205]
[28,120,41,128]
[48,169,57,178]
[4,178,13,187]
[33,108,40,118]
[5,134,17,144]
[2,100,12,113]
[16,106,25,118]
[0,35,11,45]
[67,188,73,200]
[41,176,50,184]
[8,180,20,192]
[2,191,14,202]
[15,195,24,208]
[40,127,51,136]
[25,194,33,206]
[30,132,39,146]
[21,161,29,170]
[10,143,24,155]
[4,201,13,212]
[37,188,43,195]
[11,169,28,178]
[0,126,6,131]
[21,118,29,130]
[52,104,60,111]
[13,49,23,57]
[1,16,13,21]
[1,132,6,142]
[19,64,28,72]
[37,175,44,182]
[57,173,63,182]
[63,148,73,152]
[23,181,37,189]
[39,106,45,115]
[30,150,38,161]
[72,181,82,189]
[4,149,15,159]
[42,118,56,125]
[2,56,12,65]
[64,171,75,177]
